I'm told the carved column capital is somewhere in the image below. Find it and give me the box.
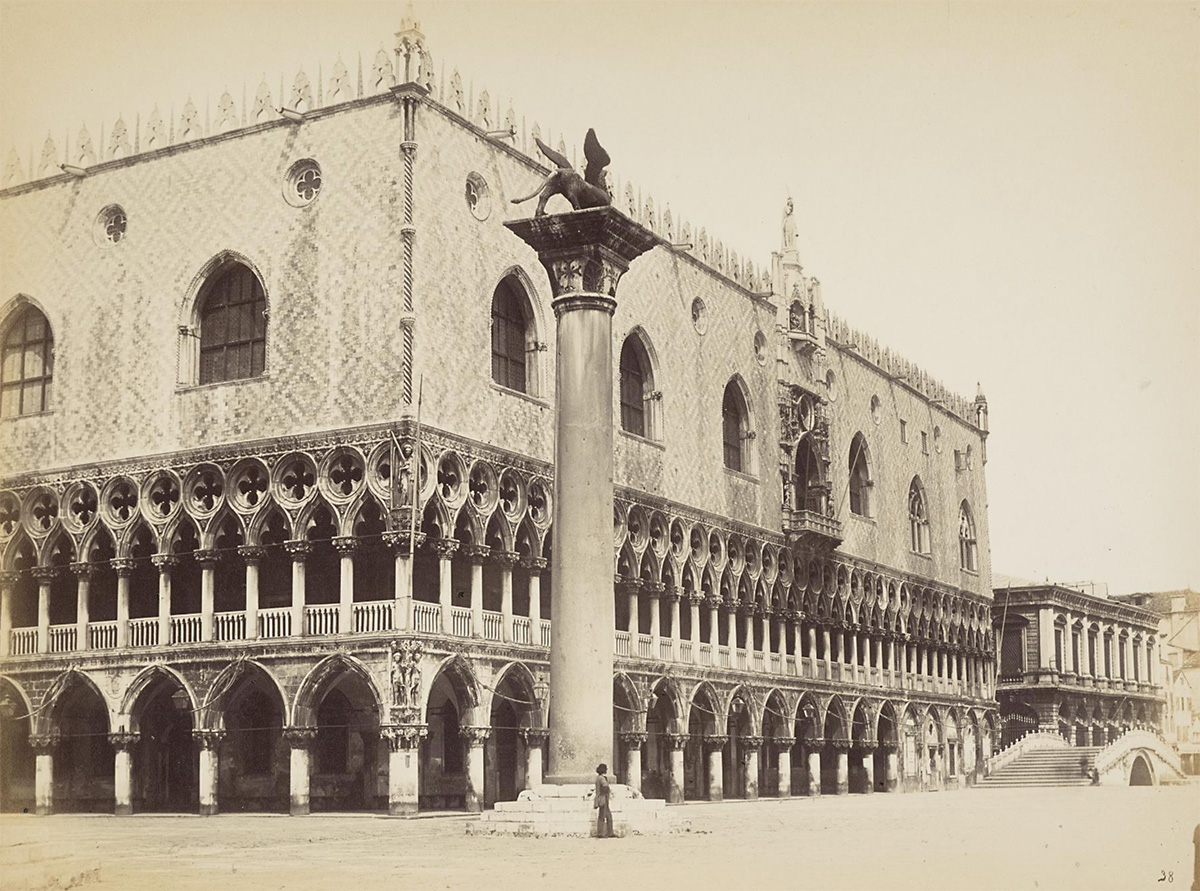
[663,586,681,604]
[192,729,226,750]
[859,739,878,752]
[742,735,765,750]
[491,550,521,570]
[332,536,359,556]
[150,554,178,571]
[382,724,428,751]
[282,727,319,749]
[520,728,550,746]
[775,736,796,752]
[686,591,706,607]
[110,558,136,577]
[643,581,665,599]
[830,738,852,751]
[0,570,21,586]
[284,540,312,561]
[383,530,427,553]
[108,731,140,752]
[28,733,61,754]
[30,566,60,583]
[429,538,460,560]
[520,556,548,573]
[459,544,488,564]
[880,739,899,751]
[237,545,268,563]
[618,730,648,747]
[703,735,729,752]
[69,562,94,579]
[618,578,643,596]
[461,725,491,747]
[809,736,826,748]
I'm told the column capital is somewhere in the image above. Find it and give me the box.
[830,738,852,751]
[520,727,551,746]
[429,538,460,559]
[111,558,136,577]
[461,544,490,564]
[382,530,427,553]
[519,555,548,573]
[775,736,796,752]
[663,585,681,603]
[618,730,648,747]
[0,570,20,585]
[702,734,729,752]
[150,553,178,571]
[686,591,706,607]
[737,601,755,617]
[282,726,319,749]
[880,739,899,751]
[108,731,140,751]
[490,550,521,570]
[70,561,95,579]
[617,577,643,595]
[462,725,491,747]
[332,536,359,556]
[664,732,689,751]
[237,545,268,563]
[284,540,312,561]
[809,736,826,748]
[643,581,665,598]
[858,739,878,752]
[192,729,226,750]
[742,735,764,750]
[29,732,61,753]
[194,548,221,567]
[382,723,428,751]
[30,565,60,582]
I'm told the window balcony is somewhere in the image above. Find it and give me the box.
[783,507,843,548]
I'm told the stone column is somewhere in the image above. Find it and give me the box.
[0,571,15,657]
[523,557,547,647]
[521,728,549,790]
[30,733,59,816]
[862,742,876,793]
[647,582,663,655]
[109,732,138,816]
[1038,607,1055,669]
[151,555,176,646]
[430,539,458,635]
[849,628,858,674]
[383,724,427,816]
[834,739,850,795]
[807,741,822,797]
[625,580,640,637]
[113,559,132,648]
[689,593,702,665]
[333,537,357,635]
[32,566,55,654]
[383,531,423,633]
[822,627,832,675]
[464,544,487,638]
[195,549,217,643]
[705,736,727,801]
[884,742,899,792]
[667,587,682,661]
[743,736,762,799]
[284,541,310,637]
[72,563,92,652]
[463,726,490,812]
[725,602,739,657]
[239,546,265,640]
[506,208,659,785]
[619,731,646,793]
[759,609,771,668]
[495,551,520,643]
[774,611,786,665]
[194,730,224,816]
[708,597,720,653]
[666,732,686,803]
[808,626,818,675]
[777,738,794,797]
[283,727,317,815]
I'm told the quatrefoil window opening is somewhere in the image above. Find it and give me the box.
[469,474,489,507]
[284,159,323,207]
[148,477,180,518]
[281,460,315,502]
[237,467,268,507]
[70,487,98,526]
[109,483,137,522]
[30,493,58,531]
[499,479,518,514]
[528,481,548,522]
[94,204,128,247]
[0,494,18,536]
[329,454,364,497]
[192,472,223,512]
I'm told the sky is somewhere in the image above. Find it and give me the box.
[1,0,1197,597]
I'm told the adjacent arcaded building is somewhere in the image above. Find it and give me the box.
[0,15,997,816]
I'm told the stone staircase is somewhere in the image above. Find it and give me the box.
[979,746,1101,788]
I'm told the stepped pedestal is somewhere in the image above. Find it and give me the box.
[469,784,669,837]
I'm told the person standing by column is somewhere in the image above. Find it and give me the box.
[594,763,613,838]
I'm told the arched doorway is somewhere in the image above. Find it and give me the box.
[849,701,870,793]
[725,689,753,799]
[50,678,113,813]
[215,664,287,812]
[421,658,478,811]
[822,697,847,795]
[686,684,719,800]
[875,701,898,792]
[1129,754,1153,786]
[761,690,790,797]
[0,677,34,812]
[486,664,540,808]
[129,673,197,813]
[644,678,680,801]
[793,695,819,796]
[310,672,382,812]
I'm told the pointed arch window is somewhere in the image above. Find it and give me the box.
[197,263,267,385]
[959,501,978,571]
[619,333,658,439]
[908,477,930,554]
[1,304,54,418]
[722,379,751,472]
[848,433,872,517]
[491,275,538,395]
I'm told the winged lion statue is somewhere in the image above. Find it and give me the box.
[511,128,612,217]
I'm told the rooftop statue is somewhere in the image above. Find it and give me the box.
[512,128,612,216]
[782,196,797,254]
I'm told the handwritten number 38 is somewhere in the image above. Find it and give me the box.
[1157,870,1173,883]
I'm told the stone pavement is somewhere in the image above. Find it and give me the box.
[2,786,1197,891]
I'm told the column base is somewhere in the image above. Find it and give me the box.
[388,801,419,816]
[199,803,219,817]
[115,804,132,817]
[35,804,52,817]
[469,783,668,837]
[290,802,310,816]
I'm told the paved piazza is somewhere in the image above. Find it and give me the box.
[3,786,1197,891]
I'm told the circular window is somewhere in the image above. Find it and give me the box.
[753,331,767,365]
[94,204,127,246]
[870,394,881,425]
[465,172,491,221]
[826,369,838,402]
[284,159,322,207]
[691,297,708,335]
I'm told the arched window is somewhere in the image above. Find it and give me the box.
[1,304,54,418]
[908,477,930,554]
[848,433,872,517]
[619,332,656,439]
[490,275,537,395]
[959,501,978,571]
[198,264,266,384]
[722,379,751,472]
[794,437,823,513]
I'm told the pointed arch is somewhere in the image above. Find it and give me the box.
[618,326,661,440]
[649,675,685,734]
[959,500,978,571]
[246,500,290,546]
[1,297,55,418]
[206,506,246,551]
[39,669,112,736]
[848,432,873,517]
[686,680,722,735]
[483,510,512,552]
[292,653,384,728]
[424,653,480,726]
[199,659,287,731]
[721,374,755,474]
[490,267,544,397]
[823,694,849,743]
[908,476,930,554]
[488,661,542,729]
[179,251,270,386]
[342,490,387,539]
[119,664,198,728]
